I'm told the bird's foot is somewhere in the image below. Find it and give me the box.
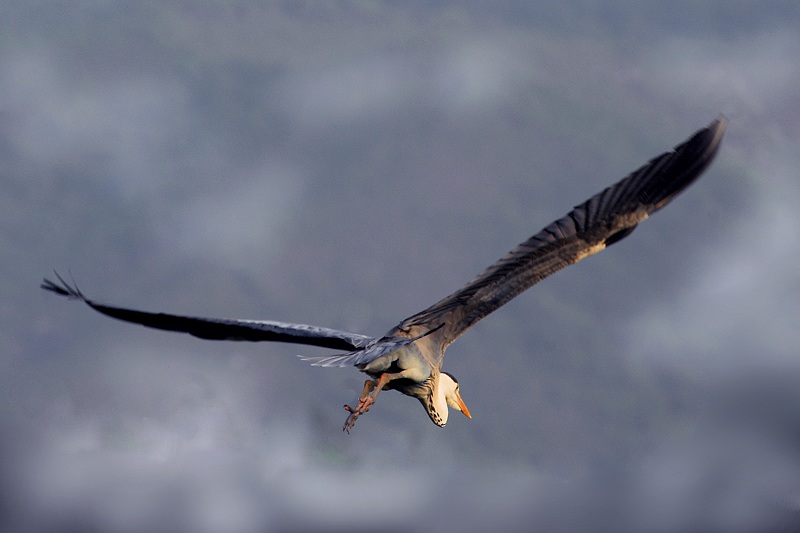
[342,394,376,433]
[343,404,360,433]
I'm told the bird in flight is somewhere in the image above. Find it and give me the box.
[43,117,726,432]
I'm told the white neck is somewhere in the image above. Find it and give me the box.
[430,373,457,427]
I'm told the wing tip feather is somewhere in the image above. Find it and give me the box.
[646,114,727,211]
[699,114,727,159]
[41,270,86,301]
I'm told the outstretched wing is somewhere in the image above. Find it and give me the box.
[41,272,374,351]
[396,117,727,349]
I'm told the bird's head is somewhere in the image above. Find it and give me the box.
[426,371,472,427]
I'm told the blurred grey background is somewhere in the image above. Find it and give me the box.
[3,2,800,532]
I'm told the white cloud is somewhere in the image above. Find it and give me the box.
[2,49,190,197]
[163,158,306,268]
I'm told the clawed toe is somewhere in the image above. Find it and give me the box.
[342,398,373,433]
[343,405,360,433]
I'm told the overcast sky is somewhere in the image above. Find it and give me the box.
[3,2,800,532]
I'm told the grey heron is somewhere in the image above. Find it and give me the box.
[42,117,726,432]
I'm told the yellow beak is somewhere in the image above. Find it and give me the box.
[456,392,472,419]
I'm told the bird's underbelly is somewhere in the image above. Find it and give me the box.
[358,344,432,385]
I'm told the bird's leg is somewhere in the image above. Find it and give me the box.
[343,379,374,431]
[344,379,375,414]
[343,373,392,433]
